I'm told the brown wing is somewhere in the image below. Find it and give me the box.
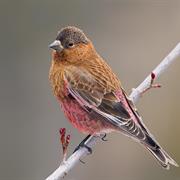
[64,66,106,106]
[64,65,130,117]
[64,66,148,139]
[65,66,162,150]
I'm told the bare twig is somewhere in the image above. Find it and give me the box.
[139,72,161,96]
[46,43,180,180]
[130,43,180,103]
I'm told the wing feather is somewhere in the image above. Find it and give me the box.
[64,66,158,149]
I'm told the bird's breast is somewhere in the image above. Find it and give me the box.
[49,62,68,100]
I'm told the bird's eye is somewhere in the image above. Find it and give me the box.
[68,43,74,47]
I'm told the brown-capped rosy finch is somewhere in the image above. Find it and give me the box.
[49,26,178,169]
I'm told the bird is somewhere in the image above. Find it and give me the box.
[49,26,178,169]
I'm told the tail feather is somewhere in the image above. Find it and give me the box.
[137,126,179,169]
[146,146,179,169]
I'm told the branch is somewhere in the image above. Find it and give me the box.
[130,43,180,103]
[46,43,180,180]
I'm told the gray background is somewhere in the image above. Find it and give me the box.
[0,0,180,180]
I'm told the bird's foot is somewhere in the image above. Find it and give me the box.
[140,72,161,96]
[73,134,92,154]
[73,134,92,164]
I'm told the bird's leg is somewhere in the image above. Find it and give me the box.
[59,128,71,162]
[73,134,92,154]
[140,72,161,96]
[73,134,93,164]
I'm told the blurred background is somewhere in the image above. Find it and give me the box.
[0,0,180,180]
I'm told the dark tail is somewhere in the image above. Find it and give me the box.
[146,146,178,169]
[143,134,179,169]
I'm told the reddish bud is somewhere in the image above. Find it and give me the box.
[66,135,71,144]
[151,84,162,89]
[59,128,71,159]
[151,72,155,80]
[66,135,70,141]
[59,128,66,135]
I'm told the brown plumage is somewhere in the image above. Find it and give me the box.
[49,26,178,169]
[49,38,120,100]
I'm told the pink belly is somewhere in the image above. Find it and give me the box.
[60,98,115,135]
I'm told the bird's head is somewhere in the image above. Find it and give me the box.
[49,26,93,62]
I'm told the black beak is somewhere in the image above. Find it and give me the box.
[49,40,63,52]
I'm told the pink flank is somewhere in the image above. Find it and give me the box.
[59,88,138,135]
[60,97,115,135]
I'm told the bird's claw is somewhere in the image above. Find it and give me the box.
[73,143,92,154]
[74,142,92,164]
[79,158,86,164]
[101,133,108,141]
[84,144,92,154]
